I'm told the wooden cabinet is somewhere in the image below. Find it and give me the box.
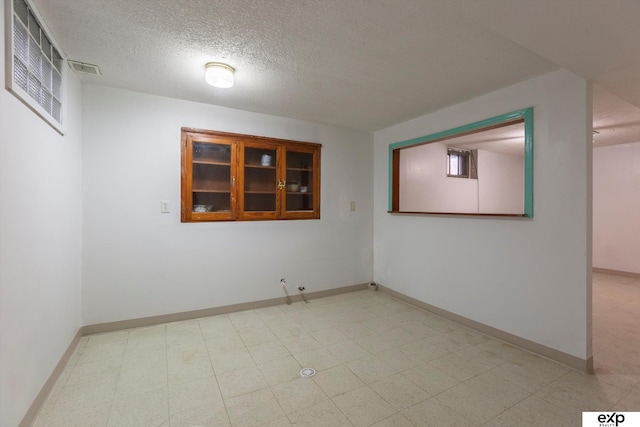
[238,140,279,220]
[282,145,320,219]
[184,133,237,221]
[181,128,321,222]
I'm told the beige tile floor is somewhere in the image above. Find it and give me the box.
[32,273,639,426]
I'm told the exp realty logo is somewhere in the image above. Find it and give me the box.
[583,412,639,427]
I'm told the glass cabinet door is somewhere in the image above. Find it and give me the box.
[184,136,236,221]
[239,143,279,219]
[182,128,320,222]
[283,146,318,218]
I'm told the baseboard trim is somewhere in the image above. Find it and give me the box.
[593,267,640,279]
[82,283,369,335]
[23,283,368,425]
[22,279,592,427]
[378,284,594,373]
[19,328,83,427]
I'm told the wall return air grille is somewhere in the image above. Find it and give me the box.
[67,60,101,75]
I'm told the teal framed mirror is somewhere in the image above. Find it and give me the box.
[388,107,533,217]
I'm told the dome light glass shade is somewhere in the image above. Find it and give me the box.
[205,62,234,88]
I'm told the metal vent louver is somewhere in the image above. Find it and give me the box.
[68,60,101,75]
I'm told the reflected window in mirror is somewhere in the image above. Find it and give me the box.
[388,108,533,217]
[447,148,478,179]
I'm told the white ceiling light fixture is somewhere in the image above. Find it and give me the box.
[205,62,235,88]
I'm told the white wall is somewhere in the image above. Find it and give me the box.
[81,85,373,325]
[478,150,524,214]
[374,70,592,361]
[399,142,478,213]
[0,6,83,426]
[593,142,640,274]
[400,143,524,214]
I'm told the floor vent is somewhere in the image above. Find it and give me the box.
[68,60,101,75]
[300,368,316,378]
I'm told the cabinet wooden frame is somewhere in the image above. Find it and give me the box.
[181,128,321,222]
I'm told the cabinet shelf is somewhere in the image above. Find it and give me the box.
[245,164,276,170]
[193,160,231,166]
[245,190,277,195]
[286,167,312,172]
[193,189,231,193]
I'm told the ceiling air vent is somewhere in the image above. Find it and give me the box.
[68,60,101,75]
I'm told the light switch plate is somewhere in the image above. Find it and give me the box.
[350,201,356,211]
[160,200,170,213]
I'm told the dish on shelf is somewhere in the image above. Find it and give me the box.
[193,205,214,212]
[299,186,308,193]
[286,183,300,192]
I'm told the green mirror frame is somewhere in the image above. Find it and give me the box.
[388,107,534,217]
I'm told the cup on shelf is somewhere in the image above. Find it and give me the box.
[261,154,272,166]
[299,186,308,193]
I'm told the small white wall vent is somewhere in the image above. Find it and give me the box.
[68,60,101,75]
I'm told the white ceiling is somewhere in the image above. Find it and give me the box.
[31,0,640,144]
[593,84,640,147]
[446,122,525,157]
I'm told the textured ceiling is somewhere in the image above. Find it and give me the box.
[593,84,640,147]
[31,0,640,142]
[445,122,524,157]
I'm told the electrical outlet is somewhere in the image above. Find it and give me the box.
[160,200,170,213]
[350,201,356,211]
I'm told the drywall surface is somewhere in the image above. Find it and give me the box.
[593,142,640,274]
[399,142,478,213]
[0,6,83,425]
[477,150,524,214]
[81,85,373,324]
[399,143,524,214]
[374,69,592,360]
